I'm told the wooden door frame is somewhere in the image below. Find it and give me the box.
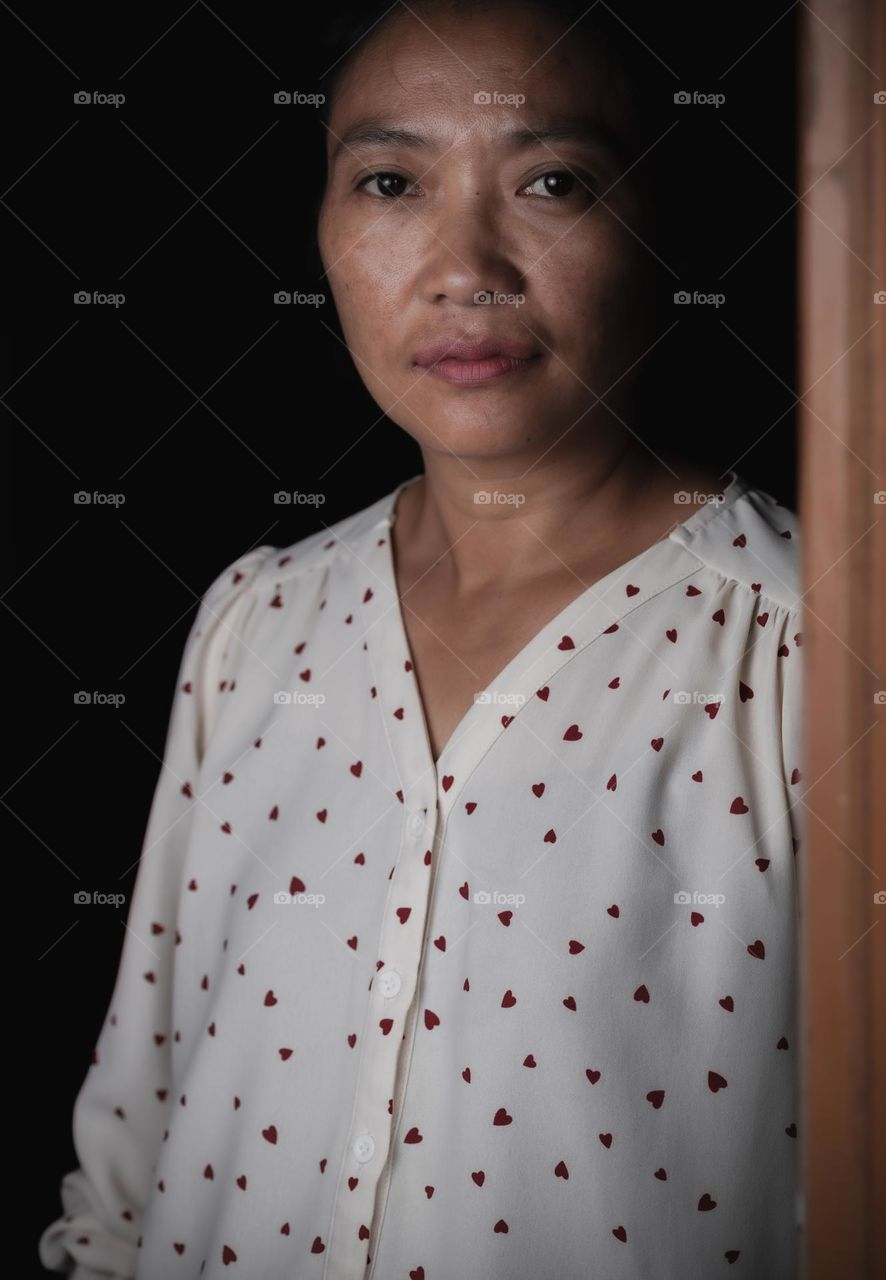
[798,0,885,1275]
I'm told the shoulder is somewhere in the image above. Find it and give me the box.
[198,482,399,618]
[669,474,801,611]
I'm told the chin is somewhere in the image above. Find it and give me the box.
[400,407,547,456]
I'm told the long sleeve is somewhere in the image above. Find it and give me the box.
[38,546,275,1279]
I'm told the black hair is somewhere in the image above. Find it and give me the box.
[316,0,676,173]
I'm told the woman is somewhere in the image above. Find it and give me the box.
[40,2,802,1277]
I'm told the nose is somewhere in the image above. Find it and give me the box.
[415,206,525,307]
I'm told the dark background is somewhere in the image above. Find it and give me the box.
[1,1,797,1264]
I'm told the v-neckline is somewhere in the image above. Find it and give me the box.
[374,470,747,791]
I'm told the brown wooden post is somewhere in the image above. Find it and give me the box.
[798,0,886,1275]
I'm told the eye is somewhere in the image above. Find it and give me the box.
[356,172,421,199]
[520,170,595,199]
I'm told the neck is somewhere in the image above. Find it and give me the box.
[392,436,673,593]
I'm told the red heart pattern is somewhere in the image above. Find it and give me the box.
[41,474,803,1280]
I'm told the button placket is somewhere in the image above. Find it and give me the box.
[325,801,436,1280]
[323,528,439,1280]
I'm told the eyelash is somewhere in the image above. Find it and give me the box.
[355,169,597,201]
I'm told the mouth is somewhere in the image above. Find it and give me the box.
[412,336,543,386]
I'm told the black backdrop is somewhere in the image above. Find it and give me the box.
[2,2,797,1266]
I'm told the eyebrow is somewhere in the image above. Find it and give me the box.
[329,118,625,166]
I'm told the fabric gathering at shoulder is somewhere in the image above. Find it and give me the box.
[247,483,407,592]
[668,481,805,856]
[670,481,801,613]
[189,544,278,762]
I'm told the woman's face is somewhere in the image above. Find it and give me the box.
[318,3,654,465]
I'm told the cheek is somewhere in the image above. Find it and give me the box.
[326,242,411,355]
[555,219,641,293]
[552,218,648,307]
[331,262,397,347]
[536,236,649,381]
[321,192,404,280]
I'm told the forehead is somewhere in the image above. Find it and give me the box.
[325,5,632,145]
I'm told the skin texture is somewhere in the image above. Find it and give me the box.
[317,2,722,758]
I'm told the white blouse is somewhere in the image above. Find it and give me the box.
[40,470,804,1280]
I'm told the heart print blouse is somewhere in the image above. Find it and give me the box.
[39,469,804,1280]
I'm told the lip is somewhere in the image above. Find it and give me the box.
[413,336,539,365]
[412,336,542,386]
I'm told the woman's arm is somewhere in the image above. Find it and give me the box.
[38,545,274,1278]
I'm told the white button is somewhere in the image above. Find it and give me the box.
[377,968,401,998]
[352,1134,375,1163]
[408,811,425,836]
